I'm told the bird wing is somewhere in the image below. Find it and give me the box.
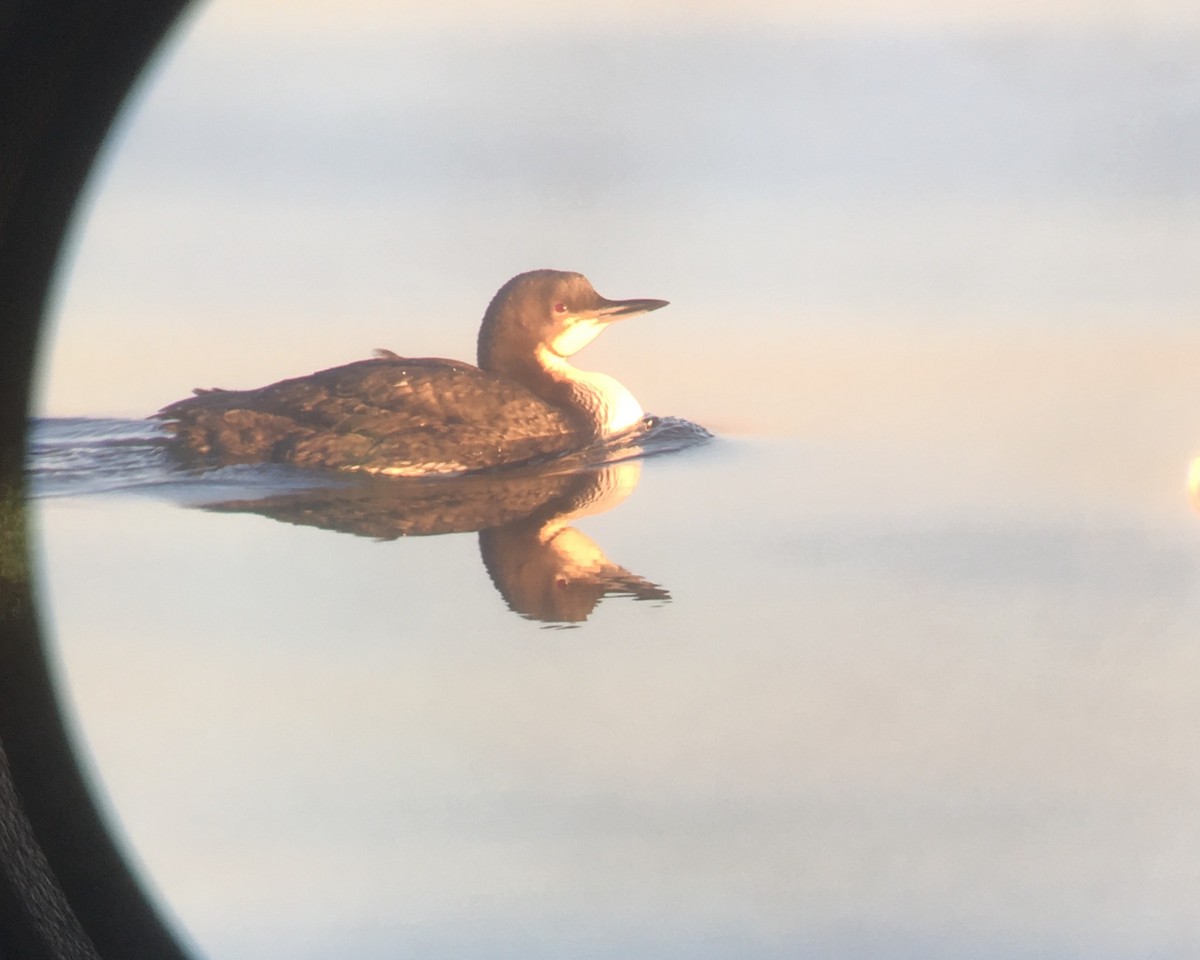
[157,356,584,475]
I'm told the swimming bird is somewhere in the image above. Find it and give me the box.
[156,270,669,476]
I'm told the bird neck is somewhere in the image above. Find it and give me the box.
[531,346,644,438]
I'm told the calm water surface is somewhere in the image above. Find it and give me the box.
[28,343,1200,958]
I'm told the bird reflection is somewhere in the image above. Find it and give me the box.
[478,461,668,624]
[202,459,667,624]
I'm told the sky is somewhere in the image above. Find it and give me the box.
[186,0,1200,30]
[32,0,1200,421]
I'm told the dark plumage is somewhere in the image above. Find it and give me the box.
[159,354,579,476]
[155,270,669,476]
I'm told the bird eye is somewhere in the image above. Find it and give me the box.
[553,302,568,314]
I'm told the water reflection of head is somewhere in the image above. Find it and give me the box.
[479,461,669,624]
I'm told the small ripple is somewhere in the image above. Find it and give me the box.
[519,415,714,476]
[26,418,175,498]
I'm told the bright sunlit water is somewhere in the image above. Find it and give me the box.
[26,1,1200,957]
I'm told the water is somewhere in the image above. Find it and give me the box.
[28,394,1200,959]
[29,415,711,628]
[27,2,1200,958]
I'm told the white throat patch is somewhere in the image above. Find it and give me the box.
[549,320,604,358]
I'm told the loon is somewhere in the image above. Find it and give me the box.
[157,270,669,476]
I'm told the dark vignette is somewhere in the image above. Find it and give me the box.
[0,1,194,957]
